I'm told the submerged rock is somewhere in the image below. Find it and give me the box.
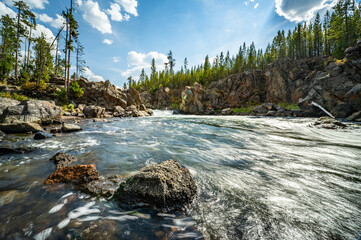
[34,131,53,140]
[44,164,100,186]
[0,130,5,139]
[61,123,82,133]
[113,160,197,211]
[0,146,36,155]
[0,122,43,133]
[50,152,78,169]
[313,117,347,129]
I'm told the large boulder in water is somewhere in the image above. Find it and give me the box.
[113,160,197,211]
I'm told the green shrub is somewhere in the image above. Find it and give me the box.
[70,81,84,98]
[278,102,300,110]
[0,92,28,101]
[55,87,68,104]
[170,103,179,109]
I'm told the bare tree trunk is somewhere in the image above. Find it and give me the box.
[67,0,73,92]
[27,27,32,69]
[15,7,21,82]
[76,43,79,80]
[64,21,68,89]
[55,35,59,75]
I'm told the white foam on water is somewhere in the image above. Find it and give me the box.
[33,227,52,240]
[57,218,70,229]
[60,192,73,199]
[67,202,100,219]
[49,203,65,214]
[104,215,138,221]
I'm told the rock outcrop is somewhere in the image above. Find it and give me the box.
[0,99,62,133]
[113,160,197,211]
[0,97,20,116]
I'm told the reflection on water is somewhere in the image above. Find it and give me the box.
[0,110,361,239]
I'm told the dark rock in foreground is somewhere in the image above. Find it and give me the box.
[113,160,197,211]
[34,131,53,140]
[0,146,36,155]
[44,164,100,185]
[313,117,347,129]
[50,152,78,169]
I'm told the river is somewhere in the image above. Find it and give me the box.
[1,110,361,239]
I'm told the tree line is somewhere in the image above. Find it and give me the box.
[0,0,86,93]
[130,0,361,91]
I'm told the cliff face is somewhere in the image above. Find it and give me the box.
[143,41,361,118]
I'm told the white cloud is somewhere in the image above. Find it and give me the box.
[32,24,56,43]
[122,51,168,79]
[275,0,337,22]
[103,39,113,45]
[115,0,138,16]
[83,67,105,82]
[113,57,121,63]
[80,0,112,34]
[39,14,65,29]
[244,0,254,6]
[0,2,16,18]
[107,2,123,21]
[254,3,259,9]
[124,14,130,21]
[4,0,49,9]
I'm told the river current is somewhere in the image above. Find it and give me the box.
[0,110,361,239]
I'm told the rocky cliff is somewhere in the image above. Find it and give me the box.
[143,40,361,118]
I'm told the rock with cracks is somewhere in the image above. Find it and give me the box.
[50,152,78,169]
[113,160,197,211]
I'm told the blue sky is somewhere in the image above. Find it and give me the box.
[0,0,355,87]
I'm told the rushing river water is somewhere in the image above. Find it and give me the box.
[0,110,361,240]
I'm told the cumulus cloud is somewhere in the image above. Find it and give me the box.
[107,2,123,21]
[83,67,105,82]
[115,0,138,16]
[103,39,113,45]
[80,0,112,34]
[38,13,65,29]
[122,51,168,79]
[275,0,337,22]
[4,0,49,9]
[0,2,16,18]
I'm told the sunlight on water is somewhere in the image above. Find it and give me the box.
[0,111,361,239]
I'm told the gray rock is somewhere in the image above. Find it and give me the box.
[125,105,137,111]
[0,99,62,125]
[34,131,53,140]
[221,108,233,115]
[253,105,269,114]
[113,160,197,211]
[83,106,105,118]
[50,152,78,169]
[0,122,43,133]
[346,111,361,122]
[61,123,82,133]
[345,84,361,111]
[113,106,125,113]
[313,117,347,129]
[331,102,354,118]
[0,97,20,116]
